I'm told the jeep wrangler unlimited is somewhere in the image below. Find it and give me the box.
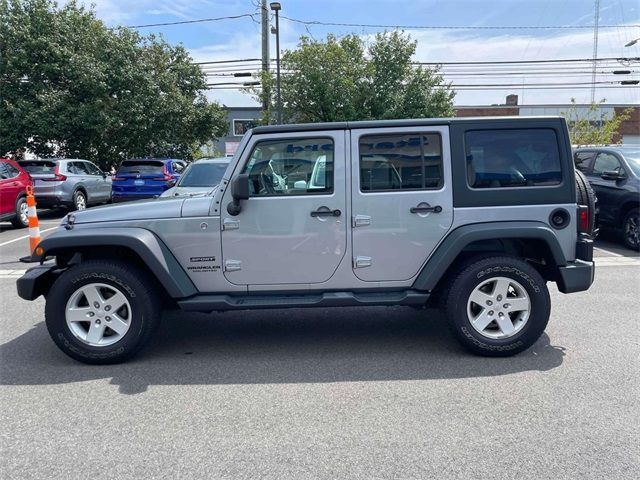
[17,117,595,364]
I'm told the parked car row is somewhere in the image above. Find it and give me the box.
[573,146,640,250]
[1,156,235,229]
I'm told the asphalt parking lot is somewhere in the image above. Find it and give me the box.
[1,209,639,479]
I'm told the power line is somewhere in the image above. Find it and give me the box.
[125,13,256,29]
[412,56,640,65]
[279,14,639,30]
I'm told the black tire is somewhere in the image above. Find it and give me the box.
[10,196,28,228]
[69,190,87,212]
[444,256,551,357]
[622,208,640,251]
[45,260,161,364]
[575,170,598,238]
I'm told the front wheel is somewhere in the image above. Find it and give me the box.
[622,208,639,251]
[45,260,161,364]
[444,256,550,357]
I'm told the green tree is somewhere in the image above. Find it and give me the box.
[0,0,227,168]
[562,98,633,146]
[248,31,455,123]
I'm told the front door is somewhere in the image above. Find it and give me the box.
[350,126,453,281]
[221,131,347,285]
[587,152,626,225]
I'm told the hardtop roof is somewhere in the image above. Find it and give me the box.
[251,116,565,135]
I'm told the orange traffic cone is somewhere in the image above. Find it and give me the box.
[20,186,42,263]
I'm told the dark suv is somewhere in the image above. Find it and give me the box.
[574,146,640,250]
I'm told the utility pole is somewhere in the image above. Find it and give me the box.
[270,2,282,125]
[591,0,600,104]
[261,0,270,116]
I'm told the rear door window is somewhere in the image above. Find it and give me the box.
[574,151,595,173]
[0,162,10,179]
[1,162,20,179]
[358,133,443,192]
[172,161,185,174]
[465,129,562,188]
[71,162,90,175]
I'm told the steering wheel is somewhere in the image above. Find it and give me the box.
[259,172,277,195]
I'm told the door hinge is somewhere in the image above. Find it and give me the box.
[354,256,372,268]
[222,218,240,230]
[352,214,371,228]
[224,259,242,272]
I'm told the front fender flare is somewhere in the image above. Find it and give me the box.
[412,221,568,291]
[34,227,197,298]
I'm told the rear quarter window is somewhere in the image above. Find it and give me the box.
[465,129,562,188]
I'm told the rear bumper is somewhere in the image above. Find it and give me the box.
[16,265,58,300]
[557,237,595,293]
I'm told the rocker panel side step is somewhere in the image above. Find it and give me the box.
[177,290,430,312]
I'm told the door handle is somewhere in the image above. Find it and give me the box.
[310,209,341,217]
[410,205,442,214]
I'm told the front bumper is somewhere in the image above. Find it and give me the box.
[16,265,58,300]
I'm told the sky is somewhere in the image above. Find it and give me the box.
[85,0,639,107]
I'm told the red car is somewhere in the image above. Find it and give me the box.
[0,158,32,228]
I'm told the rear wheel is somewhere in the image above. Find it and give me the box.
[45,260,161,364]
[444,256,550,356]
[69,190,87,211]
[622,208,640,251]
[10,196,28,228]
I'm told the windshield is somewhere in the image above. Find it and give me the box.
[178,163,228,187]
[118,160,164,174]
[624,154,640,176]
[18,160,57,174]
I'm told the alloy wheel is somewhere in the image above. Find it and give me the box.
[75,193,86,210]
[624,213,639,249]
[18,201,28,226]
[466,276,531,339]
[65,283,132,346]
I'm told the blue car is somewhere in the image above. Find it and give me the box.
[112,158,186,202]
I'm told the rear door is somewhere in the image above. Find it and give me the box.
[220,131,347,285]
[350,126,453,281]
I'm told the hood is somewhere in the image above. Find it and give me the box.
[67,197,185,225]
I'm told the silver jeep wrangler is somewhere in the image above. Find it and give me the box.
[17,117,596,364]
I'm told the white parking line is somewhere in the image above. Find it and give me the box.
[594,246,624,257]
[0,226,58,247]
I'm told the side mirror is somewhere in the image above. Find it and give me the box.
[102,172,107,179]
[167,179,177,187]
[601,170,625,181]
[227,173,250,216]
[293,180,308,189]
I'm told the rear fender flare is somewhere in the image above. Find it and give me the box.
[412,221,568,291]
